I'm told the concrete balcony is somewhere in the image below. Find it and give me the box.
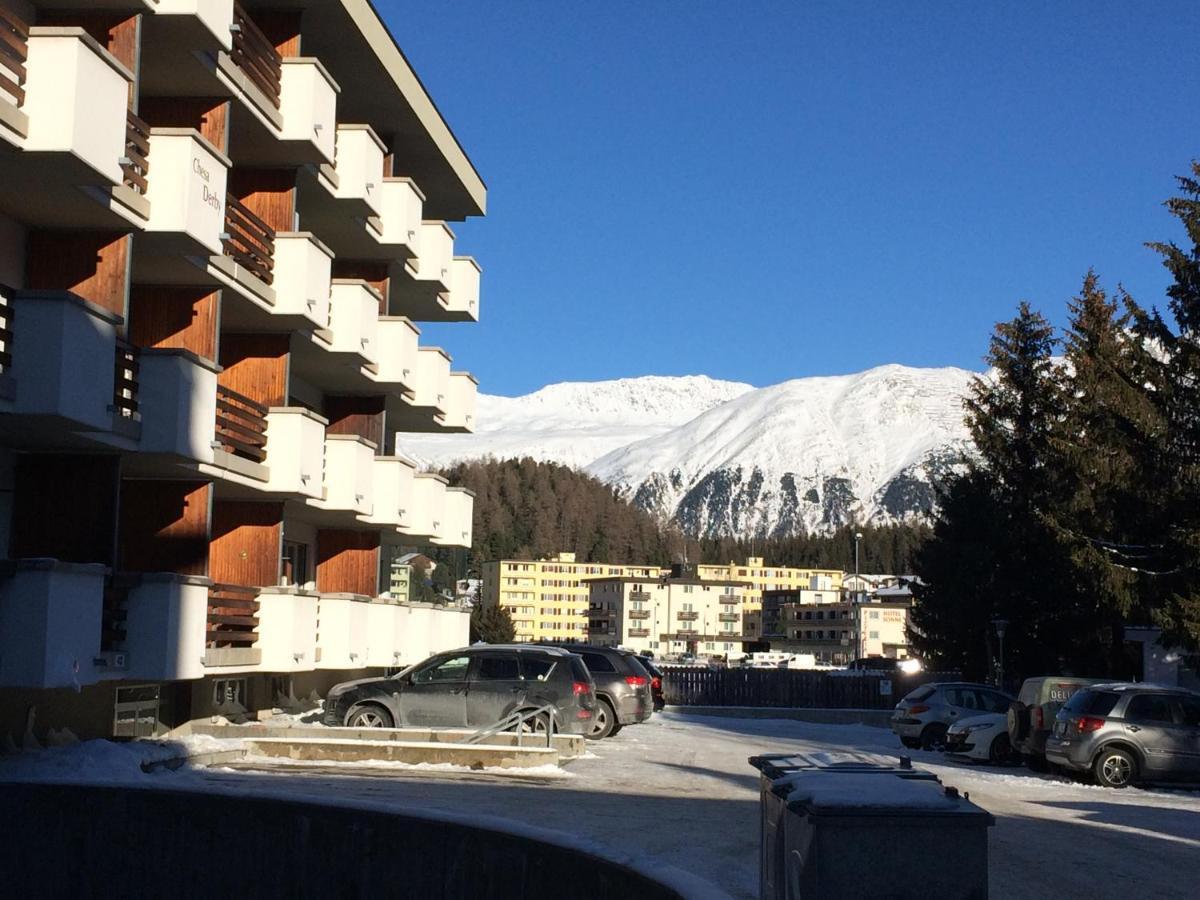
[0,560,106,689]
[629,609,651,620]
[331,124,385,217]
[315,593,370,670]
[366,455,418,530]
[263,407,327,499]
[8,292,123,435]
[136,349,220,462]
[257,587,319,672]
[444,257,481,322]
[366,600,401,668]
[374,177,424,260]
[390,222,462,320]
[319,433,374,517]
[677,611,699,621]
[150,0,234,52]
[393,602,470,668]
[121,574,210,682]
[371,317,420,393]
[414,222,454,291]
[404,472,447,540]
[400,346,450,426]
[278,58,339,165]
[326,280,380,368]
[272,233,333,328]
[141,129,230,257]
[431,487,474,549]
[440,372,477,433]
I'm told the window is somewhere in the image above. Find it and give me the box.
[521,656,557,681]
[413,655,471,683]
[281,541,309,586]
[1125,693,1176,724]
[581,652,617,673]
[1064,690,1120,717]
[113,684,161,738]
[868,631,879,640]
[213,678,247,708]
[475,655,520,680]
[1177,696,1200,727]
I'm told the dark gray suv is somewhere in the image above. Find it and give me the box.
[1045,684,1200,787]
[323,645,597,735]
[539,643,653,739]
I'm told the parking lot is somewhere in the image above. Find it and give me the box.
[188,711,1200,899]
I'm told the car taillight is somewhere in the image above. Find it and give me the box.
[651,677,662,690]
[573,681,591,696]
[626,675,648,687]
[1033,707,1044,730]
[1075,716,1105,733]
[908,704,930,715]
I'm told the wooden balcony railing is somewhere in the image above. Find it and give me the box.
[223,194,275,285]
[207,584,260,648]
[0,4,29,108]
[629,609,651,620]
[628,628,650,638]
[0,288,12,373]
[112,339,140,420]
[122,110,151,195]
[718,612,740,623]
[677,610,699,621]
[214,383,268,462]
[230,1,282,109]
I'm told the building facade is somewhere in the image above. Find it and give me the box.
[481,552,664,643]
[761,588,912,665]
[697,557,844,640]
[587,575,754,661]
[0,0,484,738]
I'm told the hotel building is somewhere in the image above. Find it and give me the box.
[696,557,844,639]
[0,0,483,738]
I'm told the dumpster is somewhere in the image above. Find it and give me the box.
[748,753,940,900]
[780,772,993,899]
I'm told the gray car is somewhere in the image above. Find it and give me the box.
[323,645,597,735]
[539,643,653,739]
[891,682,1014,750]
[1045,683,1200,787]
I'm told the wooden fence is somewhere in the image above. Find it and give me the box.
[661,666,958,710]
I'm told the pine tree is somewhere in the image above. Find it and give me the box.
[470,603,516,644]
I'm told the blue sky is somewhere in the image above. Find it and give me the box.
[382,1,1199,396]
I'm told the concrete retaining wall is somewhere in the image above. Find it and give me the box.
[0,783,684,899]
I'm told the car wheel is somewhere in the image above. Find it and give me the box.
[587,700,616,740]
[920,724,948,752]
[512,710,552,736]
[1007,702,1030,742]
[609,722,623,737]
[1093,747,1136,789]
[346,704,393,729]
[899,737,921,750]
[988,733,1012,765]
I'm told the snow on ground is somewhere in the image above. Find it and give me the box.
[3,712,1199,899]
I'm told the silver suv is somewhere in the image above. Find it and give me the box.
[891,682,1014,750]
[1045,684,1200,787]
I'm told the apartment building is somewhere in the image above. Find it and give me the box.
[761,588,913,665]
[696,556,844,639]
[588,575,754,661]
[0,0,484,738]
[481,553,664,643]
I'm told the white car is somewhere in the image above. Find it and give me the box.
[943,712,1015,764]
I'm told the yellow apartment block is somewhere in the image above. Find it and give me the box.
[695,557,845,639]
[481,553,665,643]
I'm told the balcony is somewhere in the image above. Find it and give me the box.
[203,584,262,669]
[277,58,339,164]
[142,129,230,257]
[149,0,235,53]
[326,280,380,368]
[272,232,333,327]
[214,383,268,464]
[0,560,106,689]
[366,600,401,668]
[431,487,474,549]
[630,591,651,601]
[0,4,27,123]
[393,602,470,667]
[677,611,699,621]
[315,593,369,670]
[136,349,220,462]
[119,574,210,682]
[111,339,141,438]
[443,257,482,322]
[718,612,740,623]
[229,1,281,113]
[374,177,424,261]
[371,316,420,393]
[629,609,651,620]
[366,455,417,529]
[403,472,447,540]
[394,346,449,430]
[263,407,327,499]
[719,595,740,604]
[331,124,385,217]
[439,372,477,433]
[257,587,319,672]
[222,193,276,288]
[319,433,374,516]
[628,628,651,638]
[122,110,151,196]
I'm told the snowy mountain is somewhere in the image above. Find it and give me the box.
[400,365,979,537]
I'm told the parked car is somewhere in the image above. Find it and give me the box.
[1007,675,1103,770]
[846,656,924,675]
[539,643,653,739]
[638,656,666,711]
[1045,683,1200,787]
[944,712,1017,764]
[323,645,596,735]
[891,682,1015,750]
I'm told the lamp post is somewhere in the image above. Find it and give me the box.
[854,531,863,661]
[992,618,1008,689]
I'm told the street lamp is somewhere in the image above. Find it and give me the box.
[992,618,1008,689]
[853,531,863,660]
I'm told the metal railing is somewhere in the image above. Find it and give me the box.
[122,110,151,195]
[230,1,282,108]
[223,194,276,284]
[628,608,651,620]
[628,628,650,638]
[459,703,558,749]
[0,4,29,108]
[112,339,140,420]
[677,610,698,621]
[207,584,260,648]
[214,383,268,462]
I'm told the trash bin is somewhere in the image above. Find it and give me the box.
[779,772,993,899]
[748,753,941,900]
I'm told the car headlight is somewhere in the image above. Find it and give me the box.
[963,722,993,733]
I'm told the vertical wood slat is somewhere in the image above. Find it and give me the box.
[128,286,219,362]
[230,1,282,108]
[0,2,28,107]
[660,667,957,710]
[122,109,151,194]
[214,383,268,462]
[223,194,276,285]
